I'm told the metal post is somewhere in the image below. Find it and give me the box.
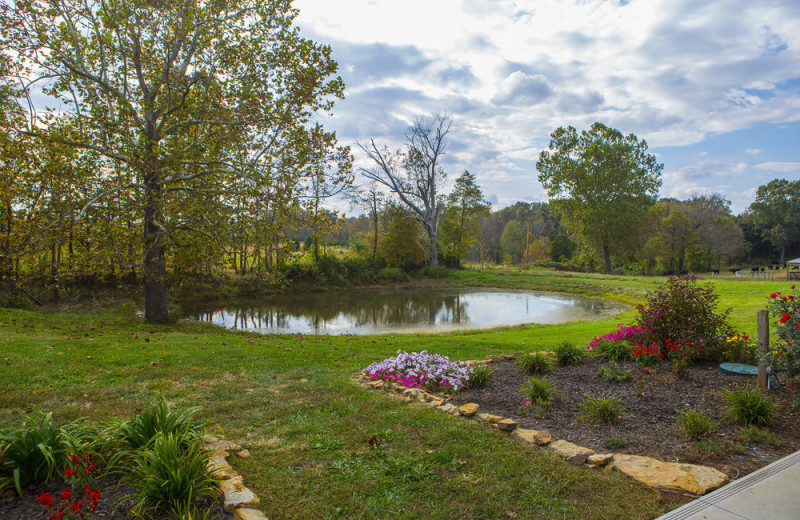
[757,310,769,390]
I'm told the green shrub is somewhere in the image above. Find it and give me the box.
[467,364,494,388]
[554,341,585,366]
[592,340,633,361]
[635,276,732,360]
[0,412,70,495]
[127,432,218,516]
[116,399,208,450]
[724,384,777,427]
[578,394,625,423]
[677,408,716,440]
[604,436,626,450]
[597,363,632,383]
[696,439,746,456]
[516,352,552,374]
[739,425,781,445]
[521,377,556,403]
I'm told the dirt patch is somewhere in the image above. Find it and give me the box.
[450,357,800,479]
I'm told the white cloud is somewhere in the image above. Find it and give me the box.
[753,161,800,172]
[746,148,761,154]
[492,72,553,106]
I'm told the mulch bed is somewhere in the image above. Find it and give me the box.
[0,476,230,520]
[450,357,800,479]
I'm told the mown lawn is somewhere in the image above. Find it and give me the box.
[0,269,792,519]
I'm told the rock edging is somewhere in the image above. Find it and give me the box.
[354,354,729,496]
[203,435,267,520]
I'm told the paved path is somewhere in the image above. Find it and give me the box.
[656,450,800,520]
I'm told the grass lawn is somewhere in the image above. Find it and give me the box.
[0,269,793,519]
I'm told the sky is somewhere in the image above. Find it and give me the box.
[294,0,800,214]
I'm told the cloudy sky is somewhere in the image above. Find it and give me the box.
[294,0,800,214]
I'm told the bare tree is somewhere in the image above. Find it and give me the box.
[358,114,452,267]
[347,179,385,259]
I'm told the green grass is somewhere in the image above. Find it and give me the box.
[0,268,792,519]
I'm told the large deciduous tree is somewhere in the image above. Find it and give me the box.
[536,122,663,274]
[2,0,348,322]
[746,179,800,264]
[359,114,451,267]
[439,170,490,266]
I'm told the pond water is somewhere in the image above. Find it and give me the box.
[182,288,628,335]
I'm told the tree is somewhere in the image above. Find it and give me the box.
[438,170,490,266]
[359,114,451,267]
[379,203,426,269]
[348,179,386,260]
[2,0,348,321]
[746,179,800,264]
[536,122,663,274]
[500,220,525,263]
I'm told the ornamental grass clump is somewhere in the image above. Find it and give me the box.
[554,341,585,366]
[677,408,716,440]
[724,384,778,427]
[364,350,473,392]
[467,363,494,388]
[578,394,625,424]
[597,363,632,383]
[516,352,552,374]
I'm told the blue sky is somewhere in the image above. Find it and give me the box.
[295,0,800,214]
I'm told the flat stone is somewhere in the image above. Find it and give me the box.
[221,477,260,513]
[233,508,268,520]
[207,456,237,479]
[548,440,595,465]
[587,453,614,467]
[403,388,419,397]
[368,381,385,390]
[208,448,229,458]
[458,403,480,416]
[236,449,250,458]
[610,454,728,495]
[439,403,457,413]
[512,428,551,446]
[204,436,242,452]
[429,397,444,406]
[496,418,518,431]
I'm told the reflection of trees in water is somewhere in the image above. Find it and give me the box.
[190,290,470,331]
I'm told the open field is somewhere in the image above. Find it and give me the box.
[0,269,794,519]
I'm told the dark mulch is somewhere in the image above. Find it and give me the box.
[450,357,800,479]
[0,476,231,520]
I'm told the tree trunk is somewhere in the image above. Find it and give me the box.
[678,248,685,272]
[143,154,169,324]
[371,209,378,260]
[427,226,438,267]
[602,243,612,274]
[780,245,786,265]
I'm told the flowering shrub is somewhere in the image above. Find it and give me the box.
[723,332,757,365]
[588,324,646,351]
[762,285,800,375]
[634,275,732,360]
[34,453,102,520]
[364,350,472,392]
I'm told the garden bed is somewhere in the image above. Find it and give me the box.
[449,356,800,479]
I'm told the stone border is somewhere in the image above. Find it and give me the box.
[354,353,729,496]
[202,435,267,520]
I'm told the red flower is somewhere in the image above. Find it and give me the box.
[780,313,792,324]
[737,438,744,442]
[69,455,79,464]
[34,491,55,509]
[60,488,71,501]
[84,462,97,475]
[64,467,76,479]
[71,500,83,514]
[770,293,779,298]
[48,512,64,520]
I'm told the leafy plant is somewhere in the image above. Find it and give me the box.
[597,363,632,383]
[723,332,758,365]
[554,341,585,366]
[364,350,473,392]
[578,394,625,423]
[127,432,218,516]
[677,408,716,440]
[724,384,777,427]
[516,352,552,374]
[635,276,732,360]
[116,399,207,450]
[739,425,781,445]
[591,340,633,361]
[762,287,800,375]
[466,363,494,388]
[604,436,626,450]
[695,439,746,456]
[521,377,556,403]
[0,412,70,495]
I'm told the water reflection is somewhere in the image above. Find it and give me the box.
[182,289,627,335]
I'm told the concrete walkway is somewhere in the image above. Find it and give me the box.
[656,450,800,520]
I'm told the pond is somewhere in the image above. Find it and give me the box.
[182,288,628,335]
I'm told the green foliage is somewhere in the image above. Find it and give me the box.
[467,364,494,388]
[747,179,800,258]
[521,377,556,403]
[516,352,552,374]
[677,408,716,440]
[723,332,758,365]
[536,122,663,274]
[739,425,781,445]
[554,341,585,366]
[596,363,632,383]
[695,439,746,456]
[635,275,732,360]
[604,436,626,450]
[762,286,800,375]
[724,385,777,427]
[379,204,427,269]
[591,340,633,361]
[578,394,625,424]
[0,412,69,495]
[116,400,208,451]
[127,432,218,516]
[439,170,491,266]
